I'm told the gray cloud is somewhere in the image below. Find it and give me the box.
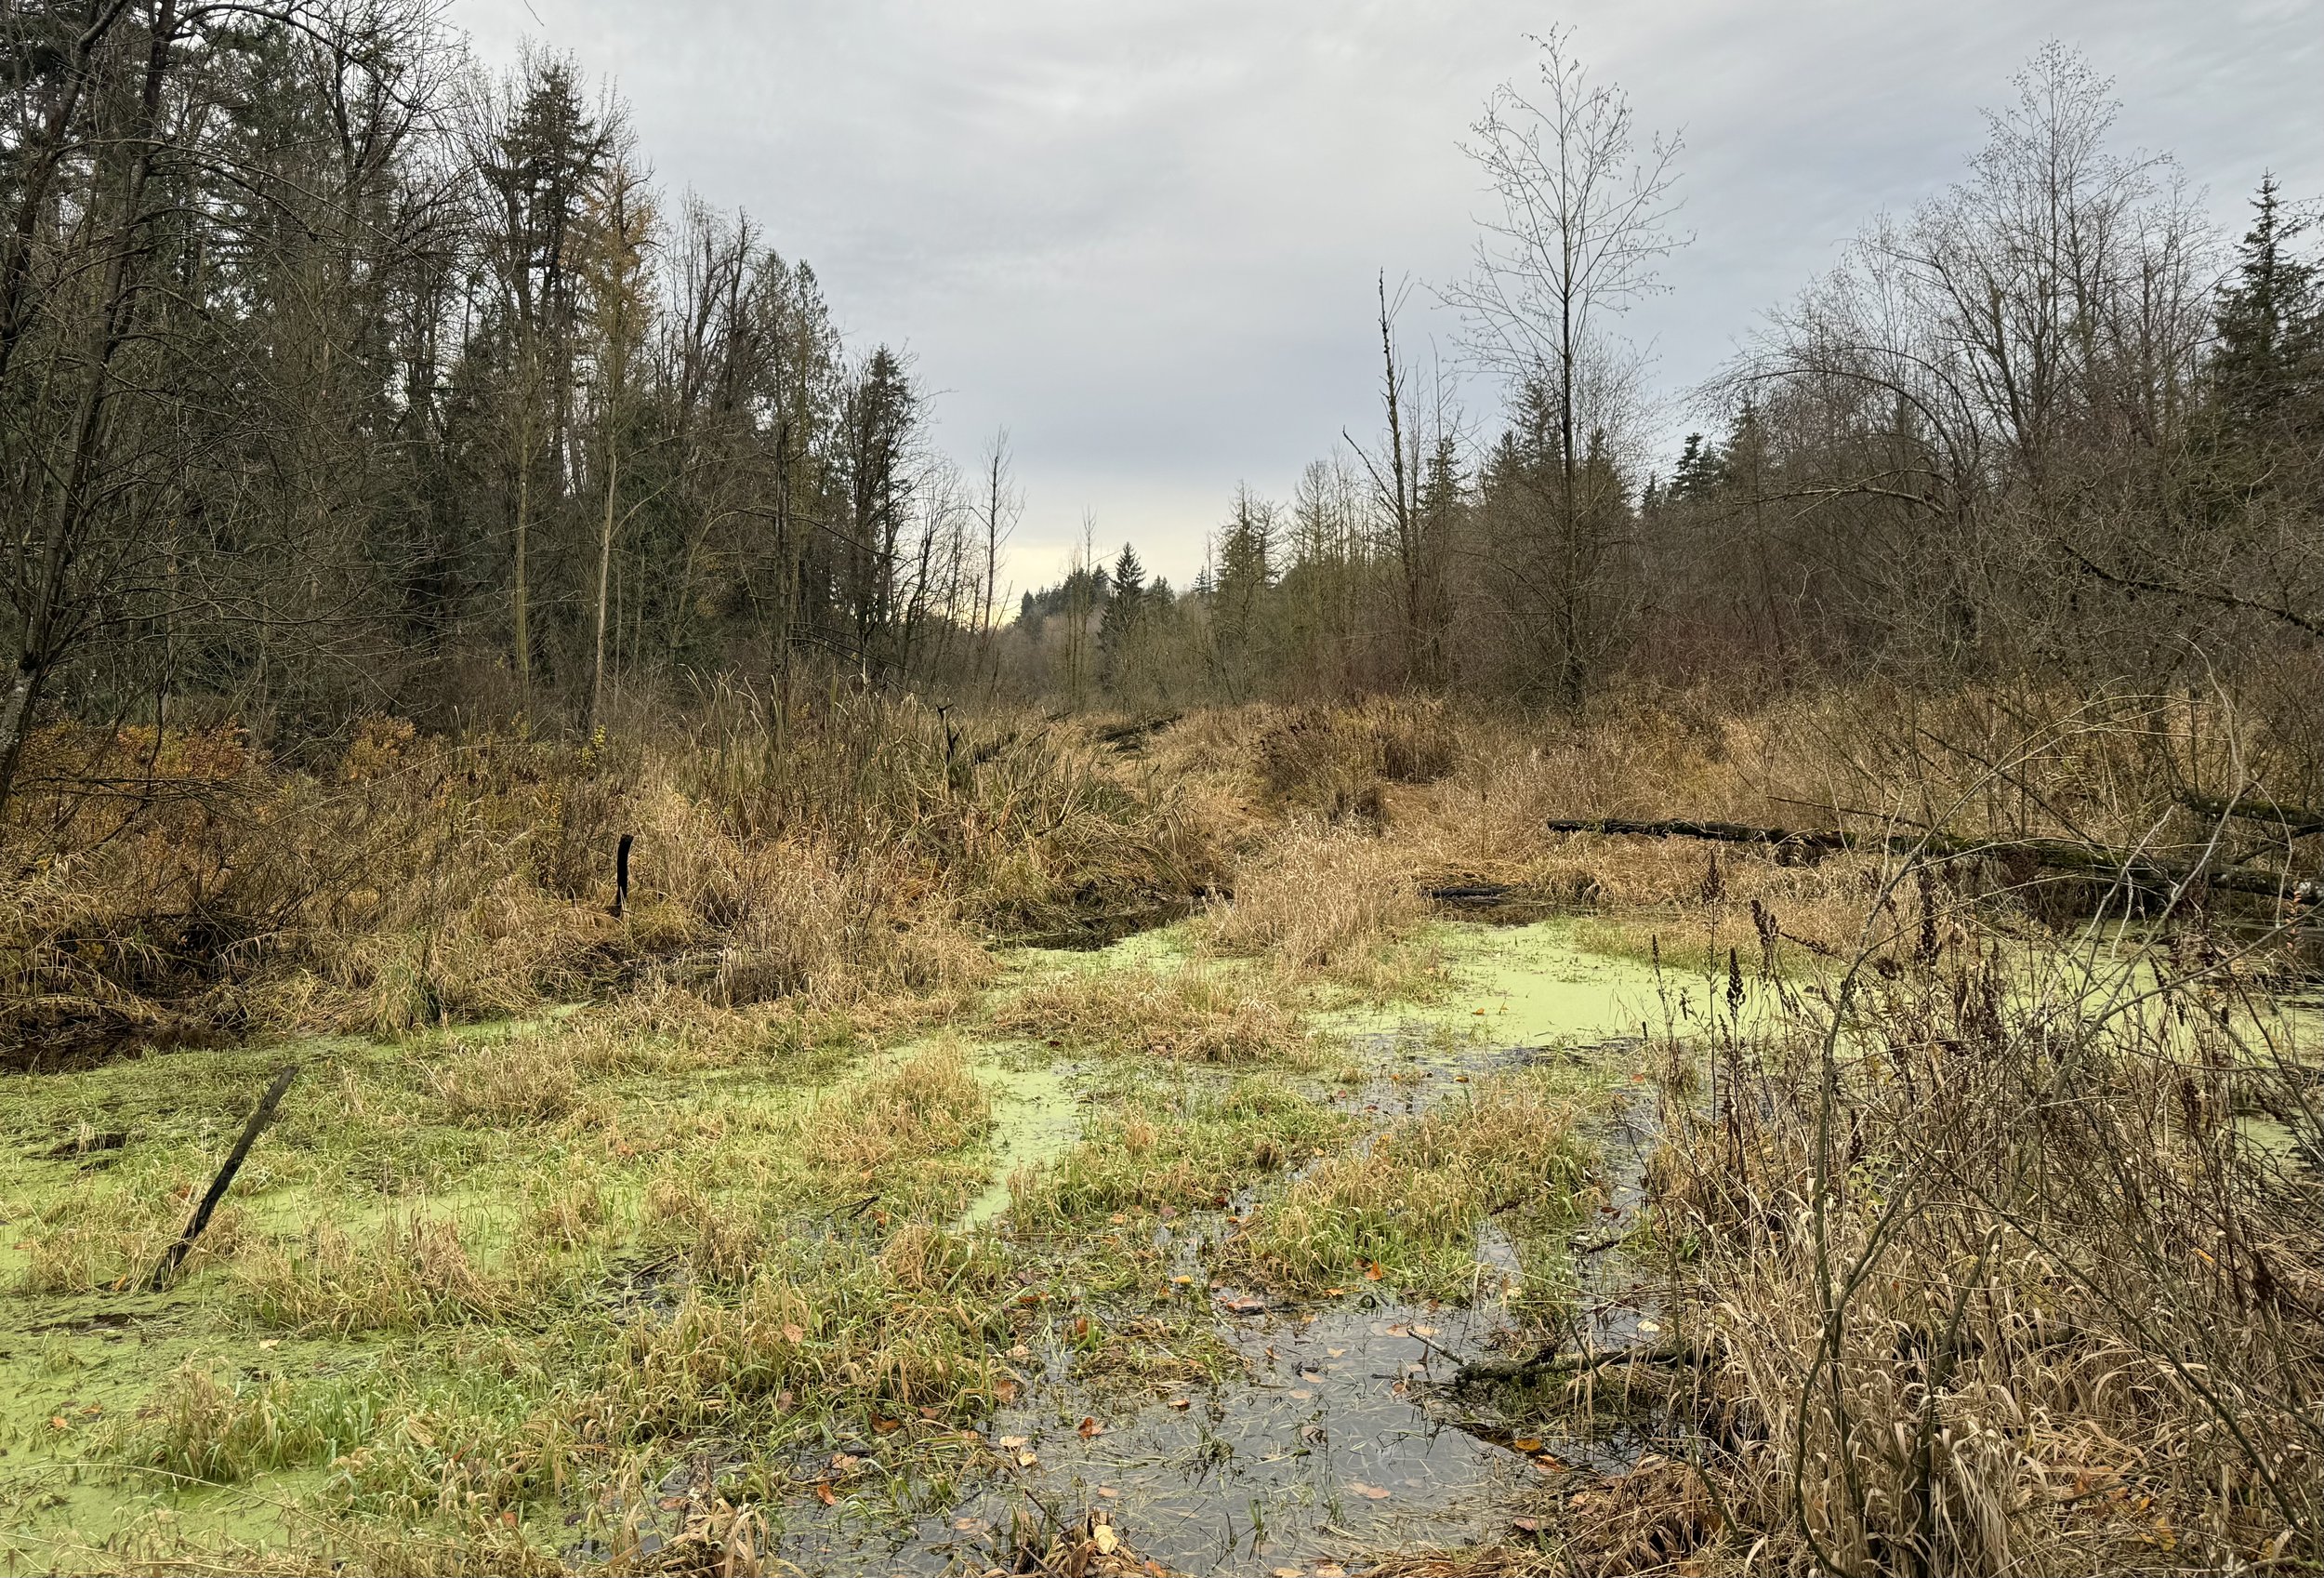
[456,0,2324,585]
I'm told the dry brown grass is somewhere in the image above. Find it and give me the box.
[798,1037,990,1179]
[990,960,1313,1064]
[14,1186,225,1294]
[1618,935,2324,1575]
[1203,821,1431,978]
[1,694,1235,1052]
[422,1033,584,1126]
[238,1213,520,1333]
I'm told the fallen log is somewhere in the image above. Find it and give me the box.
[2179,794,2324,839]
[1425,882,1519,903]
[149,1064,297,1291]
[1544,817,2317,904]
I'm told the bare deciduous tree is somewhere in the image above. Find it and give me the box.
[1445,28,1687,706]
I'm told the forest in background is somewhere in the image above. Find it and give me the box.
[4,4,2318,810]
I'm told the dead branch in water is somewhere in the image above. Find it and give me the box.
[1457,1342,1709,1388]
[149,1065,297,1291]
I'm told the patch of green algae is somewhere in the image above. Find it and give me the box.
[1323,918,1768,1048]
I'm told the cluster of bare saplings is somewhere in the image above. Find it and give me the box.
[3,4,2321,1573]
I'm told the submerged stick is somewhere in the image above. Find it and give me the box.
[149,1064,297,1291]
[1456,1341,1706,1387]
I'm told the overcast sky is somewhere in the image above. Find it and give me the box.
[452,0,2323,590]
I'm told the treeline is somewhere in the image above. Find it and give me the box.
[1,0,1016,818]
[6,15,2319,826]
[1008,44,2322,755]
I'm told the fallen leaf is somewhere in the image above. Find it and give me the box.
[1168,1398,1191,1411]
[783,1322,806,1343]
[1108,1213,1128,1225]
[1316,1564,1349,1575]
[1364,1261,1385,1281]
[1077,1415,1104,1438]
[954,1517,986,1532]
[813,1482,837,1506]
[1275,1570,1303,1577]
[1008,1343,1033,1358]
[997,1435,1029,1449]
[1350,1481,1391,1501]
[1097,1486,1119,1499]
[1017,1451,1039,1467]
[257,1338,280,1350]
[830,1452,860,1473]
[658,1496,689,1510]
[48,1416,68,1430]
[1327,1346,1345,1358]
[1636,1319,1662,1333]
[1411,1324,1439,1337]
[1512,1516,1541,1533]
[1092,1522,1120,1556]
[1512,1437,1543,1452]
[871,1417,902,1435]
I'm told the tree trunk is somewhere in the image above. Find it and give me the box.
[588,441,616,735]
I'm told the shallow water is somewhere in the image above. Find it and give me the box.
[767,1055,1654,1572]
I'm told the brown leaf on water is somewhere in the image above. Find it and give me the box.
[812,1481,836,1506]
[1349,1481,1391,1500]
[1077,1415,1104,1438]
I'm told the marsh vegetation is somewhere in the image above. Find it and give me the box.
[4,5,2321,1574]
[3,698,2317,1576]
